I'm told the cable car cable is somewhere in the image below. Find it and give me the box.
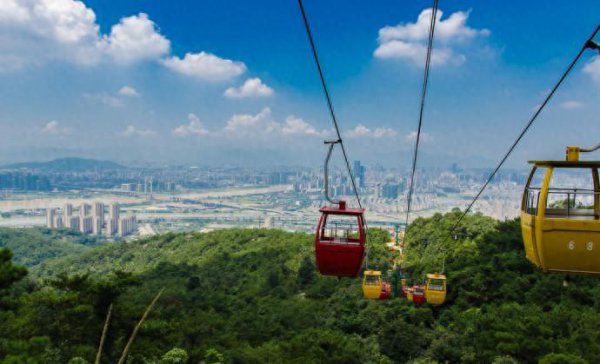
[404,0,440,234]
[297,0,376,272]
[450,24,600,236]
[296,0,363,209]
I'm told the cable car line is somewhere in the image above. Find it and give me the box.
[450,25,600,236]
[298,0,374,278]
[296,0,362,209]
[404,0,440,233]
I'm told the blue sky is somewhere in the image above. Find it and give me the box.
[0,0,599,168]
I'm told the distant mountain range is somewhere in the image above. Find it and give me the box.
[2,157,126,172]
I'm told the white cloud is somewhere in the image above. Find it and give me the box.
[406,130,433,142]
[584,56,600,83]
[224,78,274,98]
[41,120,69,135]
[100,13,170,64]
[120,125,156,137]
[222,108,327,138]
[83,92,123,108]
[373,127,398,138]
[345,124,397,138]
[0,0,30,22]
[374,8,489,66]
[224,107,274,134]
[162,52,246,81]
[281,116,320,136]
[0,1,171,67]
[118,86,139,97]
[560,100,584,110]
[0,0,101,67]
[172,113,209,137]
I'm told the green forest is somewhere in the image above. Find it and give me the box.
[1,211,600,363]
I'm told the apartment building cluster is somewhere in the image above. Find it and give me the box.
[46,202,137,237]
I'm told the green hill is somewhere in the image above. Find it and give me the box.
[1,212,600,363]
[0,228,99,270]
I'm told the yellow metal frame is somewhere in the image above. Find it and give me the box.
[521,159,600,275]
[362,270,383,299]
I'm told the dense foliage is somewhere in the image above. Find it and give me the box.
[1,211,599,363]
[0,228,99,270]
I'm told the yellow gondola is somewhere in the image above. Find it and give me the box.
[406,286,414,302]
[425,273,447,305]
[362,270,383,299]
[521,146,600,275]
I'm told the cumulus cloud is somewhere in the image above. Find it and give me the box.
[560,100,584,110]
[374,8,489,66]
[0,0,100,67]
[224,107,274,135]
[345,124,397,138]
[0,0,173,67]
[224,78,274,98]
[281,116,320,136]
[172,113,209,137]
[118,86,139,97]
[162,52,246,81]
[222,108,327,138]
[41,120,70,135]
[0,0,248,77]
[584,56,600,83]
[120,125,156,137]
[100,13,170,64]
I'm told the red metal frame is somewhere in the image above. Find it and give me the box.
[314,201,366,277]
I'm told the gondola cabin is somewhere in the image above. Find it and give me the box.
[521,147,600,275]
[412,285,426,306]
[406,287,414,301]
[400,278,408,298]
[379,282,392,300]
[425,273,447,306]
[315,201,366,277]
[362,270,383,299]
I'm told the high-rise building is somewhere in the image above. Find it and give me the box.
[68,216,80,232]
[106,218,118,236]
[93,202,104,218]
[80,216,93,234]
[382,183,400,199]
[54,215,64,229]
[93,217,103,235]
[109,203,120,220]
[353,161,366,188]
[80,203,92,217]
[64,205,72,228]
[46,208,56,228]
[64,203,73,216]
[117,214,137,237]
[63,203,73,228]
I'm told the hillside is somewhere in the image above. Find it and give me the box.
[0,228,98,270]
[2,157,126,172]
[1,213,600,363]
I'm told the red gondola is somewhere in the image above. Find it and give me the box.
[315,200,366,277]
[379,282,392,300]
[412,285,426,306]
